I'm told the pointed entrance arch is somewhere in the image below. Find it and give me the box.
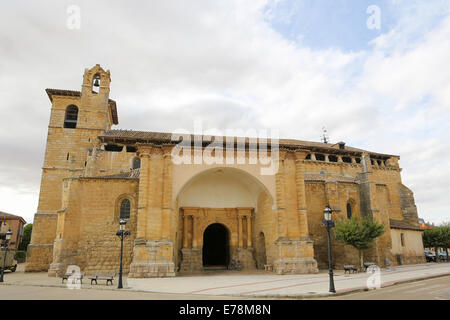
[202,223,230,267]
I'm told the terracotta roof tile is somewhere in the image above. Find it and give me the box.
[99,129,397,158]
[390,219,422,231]
[0,211,26,224]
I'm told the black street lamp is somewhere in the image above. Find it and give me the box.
[322,206,336,293]
[116,219,130,289]
[1,230,14,283]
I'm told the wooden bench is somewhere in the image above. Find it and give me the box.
[343,265,358,274]
[264,264,273,272]
[61,272,85,284]
[89,273,116,285]
[363,262,376,271]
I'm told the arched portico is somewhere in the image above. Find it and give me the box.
[172,163,277,209]
[176,167,275,272]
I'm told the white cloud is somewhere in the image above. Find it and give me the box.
[0,1,449,224]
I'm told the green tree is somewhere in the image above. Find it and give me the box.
[422,226,449,262]
[437,223,450,261]
[18,223,32,251]
[422,228,435,248]
[334,215,385,270]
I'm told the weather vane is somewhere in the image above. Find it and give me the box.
[321,126,330,144]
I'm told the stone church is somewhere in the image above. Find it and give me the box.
[25,65,425,277]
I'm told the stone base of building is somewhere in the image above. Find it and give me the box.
[24,244,54,272]
[48,262,68,277]
[273,258,318,274]
[231,247,256,270]
[392,254,426,266]
[271,237,318,274]
[128,239,176,278]
[128,262,176,277]
[179,248,203,272]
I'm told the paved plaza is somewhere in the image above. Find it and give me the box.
[0,262,449,299]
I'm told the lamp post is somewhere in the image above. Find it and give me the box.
[0,230,13,283]
[116,219,130,289]
[322,206,336,293]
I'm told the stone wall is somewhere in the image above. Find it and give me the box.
[253,191,277,267]
[398,184,420,227]
[391,229,425,265]
[86,146,139,177]
[48,177,138,276]
[25,213,58,272]
[305,181,363,269]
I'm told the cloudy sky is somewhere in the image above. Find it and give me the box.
[0,0,449,225]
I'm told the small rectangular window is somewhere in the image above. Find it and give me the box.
[342,156,352,163]
[105,144,123,152]
[315,154,325,161]
[400,233,405,247]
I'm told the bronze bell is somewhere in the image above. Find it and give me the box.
[93,77,100,87]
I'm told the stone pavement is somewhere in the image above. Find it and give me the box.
[1,263,449,298]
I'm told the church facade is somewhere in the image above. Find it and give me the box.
[25,65,425,277]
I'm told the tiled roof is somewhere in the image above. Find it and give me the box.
[45,89,118,125]
[0,211,26,224]
[390,219,423,231]
[99,129,397,158]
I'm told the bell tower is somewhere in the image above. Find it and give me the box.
[25,65,118,272]
[80,64,115,130]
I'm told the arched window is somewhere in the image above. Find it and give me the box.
[346,202,352,219]
[132,157,141,169]
[64,105,78,128]
[120,199,130,220]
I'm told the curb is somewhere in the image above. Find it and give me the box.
[217,272,450,299]
[320,272,450,299]
[1,271,449,299]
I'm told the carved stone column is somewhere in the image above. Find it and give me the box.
[275,150,288,239]
[238,215,243,247]
[231,208,255,270]
[183,212,188,248]
[135,144,151,240]
[191,215,196,248]
[180,209,202,273]
[161,146,173,240]
[247,213,252,248]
